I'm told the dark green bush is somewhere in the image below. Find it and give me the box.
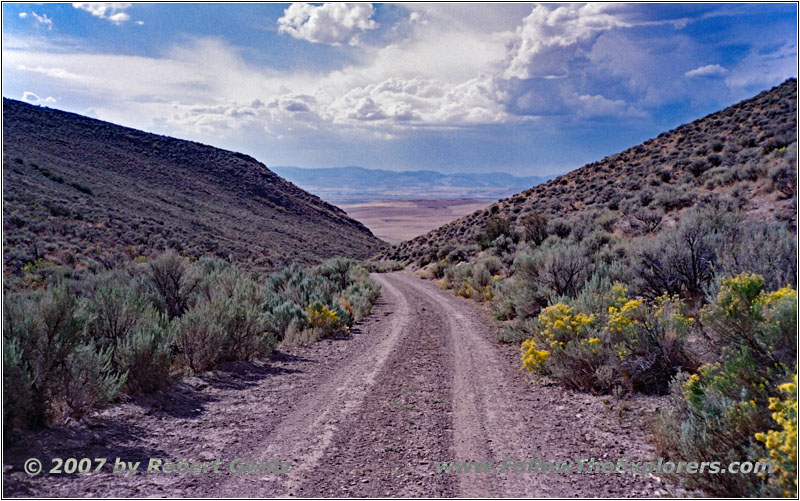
[520,212,549,246]
[146,252,200,320]
[514,240,592,307]
[83,284,175,393]
[633,210,716,305]
[477,217,515,250]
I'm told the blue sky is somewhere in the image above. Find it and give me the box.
[2,3,797,176]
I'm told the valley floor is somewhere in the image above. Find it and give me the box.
[4,272,670,497]
[338,199,490,244]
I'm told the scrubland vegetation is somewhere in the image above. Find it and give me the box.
[418,207,797,496]
[407,79,798,497]
[3,253,380,436]
[2,98,386,277]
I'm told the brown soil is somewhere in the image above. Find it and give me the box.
[339,199,490,244]
[3,272,670,497]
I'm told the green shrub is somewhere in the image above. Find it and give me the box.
[490,279,518,323]
[3,339,35,433]
[654,274,797,496]
[365,259,404,273]
[84,284,174,393]
[342,280,380,320]
[146,252,199,319]
[443,263,473,292]
[547,218,572,238]
[633,210,716,305]
[712,221,797,292]
[478,217,515,250]
[176,266,275,371]
[513,241,592,311]
[520,284,695,394]
[3,286,124,427]
[3,252,382,433]
[176,301,226,373]
[520,212,548,246]
[264,296,307,341]
[114,310,175,393]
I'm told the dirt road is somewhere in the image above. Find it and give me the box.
[4,272,667,497]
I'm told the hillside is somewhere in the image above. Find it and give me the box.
[2,99,387,277]
[272,166,554,203]
[384,79,797,265]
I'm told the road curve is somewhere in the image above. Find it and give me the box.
[3,271,663,498]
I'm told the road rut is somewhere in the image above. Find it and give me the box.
[4,271,665,497]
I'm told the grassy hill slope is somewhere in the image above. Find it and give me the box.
[384,79,796,264]
[2,99,388,278]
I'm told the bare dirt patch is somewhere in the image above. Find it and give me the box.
[339,199,490,244]
[4,272,670,498]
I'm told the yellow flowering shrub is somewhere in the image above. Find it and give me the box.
[519,302,599,385]
[306,302,339,333]
[655,275,797,497]
[521,338,550,372]
[536,303,596,346]
[760,286,797,307]
[756,374,798,497]
[607,299,644,333]
[456,282,473,298]
[520,282,696,394]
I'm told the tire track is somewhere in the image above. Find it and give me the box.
[390,272,662,497]
[4,271,664,498]
[212,274,411,497]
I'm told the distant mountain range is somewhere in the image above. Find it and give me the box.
[271,166,555,203]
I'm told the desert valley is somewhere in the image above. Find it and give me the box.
[2,3,797,499]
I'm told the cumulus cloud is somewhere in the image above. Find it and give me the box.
[72,3,132,24]
[504,4,633,80]
[278,3,377,46]
[5,2,793,158]
[685,63,728,78]
[18,12,27,18]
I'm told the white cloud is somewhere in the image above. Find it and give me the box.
[72,3,132,24]
[29,11,53,30]
[685,63,728,78]
[18,12,27,18]
[278,3,377,46]
[21,91,56,104]
[725,41,797,92]
[324,76,513,125]
[8,3,784,155]
[504,4,633,79]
